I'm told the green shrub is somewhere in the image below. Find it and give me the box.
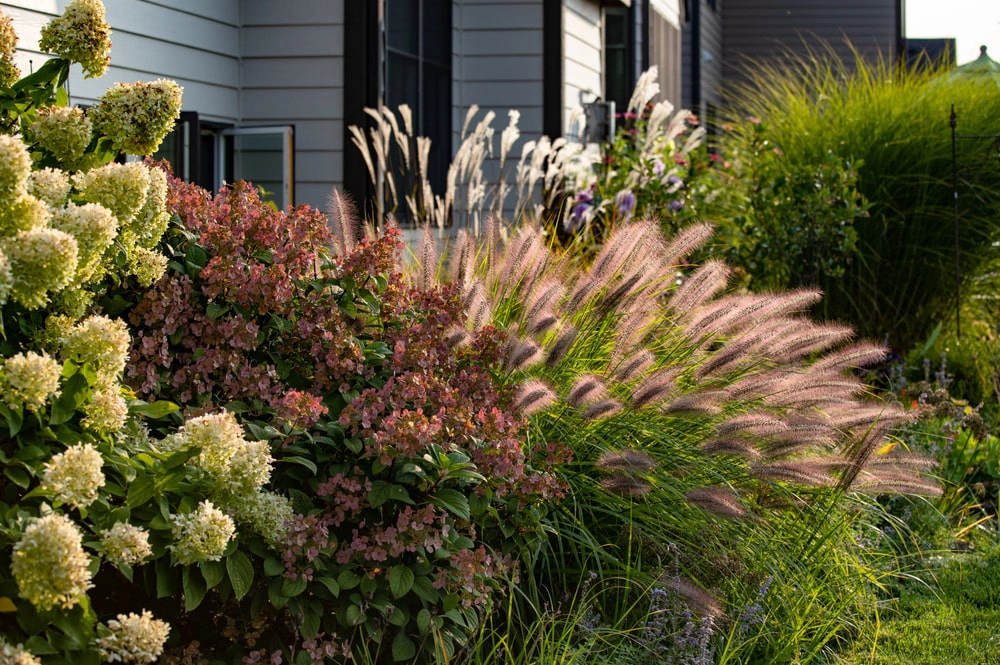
[724,44,1000,350]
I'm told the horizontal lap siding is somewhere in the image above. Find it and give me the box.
[2,0,240,123]
[722,0,898,84]
[563,0,601,136]
[453,0,545,222]
[240,0,344,211]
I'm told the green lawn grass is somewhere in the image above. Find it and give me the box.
[839,551,1000,664]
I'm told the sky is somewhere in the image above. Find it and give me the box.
[906,0,1000,65]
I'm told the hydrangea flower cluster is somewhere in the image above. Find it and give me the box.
[1,227,78,308]
[168,411,273,497]
[94,611,170,665]
[60,314,130,384]
[1,350,61,411]
[89,80,183,156]
[38,0,111,79]
[0,638,41,665]
[75,162,151,226]
[41,443,106,509]
[0,11,19,87]
[100,522,153,568]
[81,386,128,434]
[169,500,236,565]
[29,167,72,208]
[11,513,93,611]
[49,202,118,284]
[30,106,92,164]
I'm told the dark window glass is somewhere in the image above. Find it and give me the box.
[604,6,630,110]
[384,0,451,195]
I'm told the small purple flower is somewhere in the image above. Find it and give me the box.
[575,190,593,204]
[653,157,666,176]
[616,190,636,219]
[668,200,684,212]
[668,175,684,189]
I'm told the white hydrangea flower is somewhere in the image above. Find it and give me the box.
[29,167,72,209]
[1,228,79,309]
[0,248,12,306]
[0,134,32,197]
[38,0,111,79]
[74,162,150,227]
[41,443,105,509]
[1,351,61,412]
[60,314,130,381]
[232,490,293,547]
[0,637,41,665]
[0,194,51,238]
[94,610,170,664]
[82,387,128,434]
[131,166,170,249]
[126,246,167,287]
[11,513,93,611]
[169,500,235,565]
[30,106,93,164]
[100,522,153,569]
[49,202,118,284]
[89,80,183,156]
[172,411,273,495]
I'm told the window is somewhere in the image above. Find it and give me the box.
[604,5,631,111]
[153,113,295,209]
[385,0,451,192]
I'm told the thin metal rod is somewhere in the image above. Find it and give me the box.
[951,104,962,338]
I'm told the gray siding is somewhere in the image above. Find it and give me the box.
[240,0,343,209]
[648,2,682,108]
[563,0,601,134]
[682,0,723,118]
[453,0,545,144]
[722,0,899,84]
[3,0,240,123]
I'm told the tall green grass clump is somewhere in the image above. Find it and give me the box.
[723,45,1000,351]
[390,216,941,663]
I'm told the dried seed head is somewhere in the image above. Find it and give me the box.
[596,448,658,474]
[685,487,747,519]
[566,374,609,408]
[600,473,653,498]
[584,398,623,421]
[513,379,558,416]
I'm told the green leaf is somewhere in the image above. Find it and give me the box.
[391,632,416,662]
[368,480,391,507]
[299,607,321,640]
[0,403,22,436]
[200,560,225,589]
[50,371,89,425]
[205,302,229,320]
[280,577,308,597]
[316,576,340,597]
[279,455,317,474]
[130,400,180,419]
[430,488,471,520]
[263,556,285,577]
[344,604,363,626]
[182,565,207,611]
[226,551,254,600]
[337,569,361,590]
[416,609,432,634]
[410,575,438,603]
[388,565,414,599]
[126,474,156,508]
[4,466,30,489]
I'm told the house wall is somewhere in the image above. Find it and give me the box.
[2,0,240,123]
[648,0,682,108]
[562,0,600,135]
[722,0,899,85]
[240,0,343,209]
[681,0,723,118]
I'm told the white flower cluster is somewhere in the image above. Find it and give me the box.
[0,350,61,412]
[41,443,105,509]
[94,610,170,664]
[82,387,128,434]
[169,500,235,565]
[29,167,72,209]
[0,10,19,87]
[100,521,153,568]
[170,411,273,497]
[0,638,41,665]
[89,79,183,156]
[49,202,118,284]
[38,0,111,79]
[11,513,93,611]
[61,314,130,382]
[30,106,92,164]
